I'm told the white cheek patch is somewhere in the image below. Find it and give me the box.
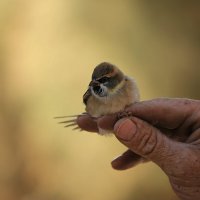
[108,79,125,95]
[100,84,108,96]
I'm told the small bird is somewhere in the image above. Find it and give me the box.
[83,62,139,117]
[56,62,140,133]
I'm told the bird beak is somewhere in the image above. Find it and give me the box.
[89,80,100,87]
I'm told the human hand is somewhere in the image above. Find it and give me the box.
[77,98,200,200]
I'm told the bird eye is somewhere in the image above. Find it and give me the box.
[98,77,109,83]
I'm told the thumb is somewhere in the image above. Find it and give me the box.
[114,117,175,166]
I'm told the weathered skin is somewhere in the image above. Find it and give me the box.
[77,98,200,200]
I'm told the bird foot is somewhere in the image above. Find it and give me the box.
[54,113,87,131]
[117,111,133,120]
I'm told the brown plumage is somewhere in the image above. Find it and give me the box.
[56,62,140,133]
[84,62,140,117]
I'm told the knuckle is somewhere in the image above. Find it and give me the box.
[139,127,158,156]
[131,122,158,157]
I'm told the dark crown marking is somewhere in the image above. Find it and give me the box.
[91,62,124,90]
[92,62,116,80]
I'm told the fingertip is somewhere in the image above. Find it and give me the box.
[77,114,98,132]
[111,150,143,170]
[111,155,131,170]
[114,118,137,141]
[111,158,126,170]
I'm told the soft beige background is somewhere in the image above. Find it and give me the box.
[0,1,200,200]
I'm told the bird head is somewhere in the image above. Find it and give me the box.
[89,62,125,98]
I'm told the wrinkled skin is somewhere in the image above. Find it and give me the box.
[77,98,200,200]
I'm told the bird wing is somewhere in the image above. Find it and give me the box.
[83,88,91,105]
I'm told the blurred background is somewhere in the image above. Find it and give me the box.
[0,0,200,199]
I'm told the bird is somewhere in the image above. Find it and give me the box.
[56,62,140,134]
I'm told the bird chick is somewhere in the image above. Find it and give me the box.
[56,62,139,133]
[83,62,140,117]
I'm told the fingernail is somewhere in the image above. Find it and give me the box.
[114,119,137,141]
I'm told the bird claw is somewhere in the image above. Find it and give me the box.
[117,111,133,120]
[54,113,87,131]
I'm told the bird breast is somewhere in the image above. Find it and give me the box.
[85,76,139,117]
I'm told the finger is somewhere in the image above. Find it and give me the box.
[125,98,198,129]
[77,114,98,132]
[97,98,197,132]
[113,117,182,168]
[111,149,147,170]
[97,115,118,131]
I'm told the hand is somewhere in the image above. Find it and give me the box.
[77,98,200,200]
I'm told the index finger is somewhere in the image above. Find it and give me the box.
[98,98,199,130]
[125,98,198,129]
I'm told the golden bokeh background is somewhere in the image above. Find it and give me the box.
[0,1,200,200]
